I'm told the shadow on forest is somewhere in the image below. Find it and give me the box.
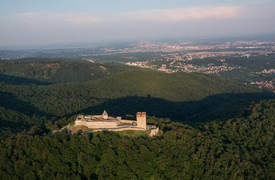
[74,92,275,124]
[0,120,26,130]
[0,73,50,85]
[0,91,52,117]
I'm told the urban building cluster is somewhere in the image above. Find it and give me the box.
[249,69,275,90]
[123,40,274,75]
[115,40,275,54]
[250,80,275,92]
[126,60,241,74]
[254,69,275,75]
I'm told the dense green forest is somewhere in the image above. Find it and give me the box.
[0,100,274,179]
[0,59,274,179]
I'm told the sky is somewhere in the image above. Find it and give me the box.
[0,0,275,47]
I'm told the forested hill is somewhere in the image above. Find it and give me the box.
[1,65,273,135]
[89,69,259,101]
[0,59,136,84]
[0,100,274,179]
[1,59,275,179]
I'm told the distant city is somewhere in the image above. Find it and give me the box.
[1,38,275,59]
[1,38,275,91]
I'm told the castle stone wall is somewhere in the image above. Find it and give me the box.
[86,121,118,129]
[120,120,135,124]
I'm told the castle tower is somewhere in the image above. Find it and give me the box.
[136,112,147,129]
[102,110,108,120]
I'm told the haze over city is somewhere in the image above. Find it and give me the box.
[1,0,275,47]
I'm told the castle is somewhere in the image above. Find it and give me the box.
[74,111,148,130]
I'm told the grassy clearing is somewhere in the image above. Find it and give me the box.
[69,125,90,134]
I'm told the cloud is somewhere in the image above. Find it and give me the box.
[12,12,103,25]
[12,6,241,26]
[122,6,241,22]
[2,6,245,46]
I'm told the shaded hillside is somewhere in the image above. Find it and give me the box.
[1,69,270,134]
[0,74,49,85]
[0,70,261,117]
[74,93,275,124]
[0,59,136,84]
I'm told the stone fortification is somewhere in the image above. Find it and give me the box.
[71,111,160,136]
[74,111,148,130]
[136,112,146,129]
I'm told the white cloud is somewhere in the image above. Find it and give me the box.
[2,6,253,46]
[12,6,241,26]
[12,12,103,25]
[122,6,241,22]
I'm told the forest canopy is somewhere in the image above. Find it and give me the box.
[0,100,274,179]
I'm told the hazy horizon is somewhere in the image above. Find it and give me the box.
[1,0,275,48]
